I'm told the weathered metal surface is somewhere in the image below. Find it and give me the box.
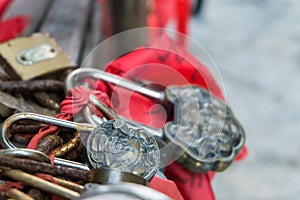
[0,168,80,199]
[10,124,43,134]
[53,177,85,193]
[0,155,93,182]
[7,188,35,200]
[36,135,64,155]
[53,132,81,157]
[33,92,61,112]
[0,80,64,93]
[0,91,57,116]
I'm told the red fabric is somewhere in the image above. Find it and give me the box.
[98,0,190,43]
[234,145,248,161]
[27,86,111,150]
[0,0,28,43]
[61,86,110,117]
[26,113,72,150]
[149,176,184,200]
[148,0,174,29]
[0,16,28,43]
[0,0,11,17]
[98,34,224,129]
[93,33,247,199]
[165,162,215,200]
[176,0,191,46]
[0,181,25,193]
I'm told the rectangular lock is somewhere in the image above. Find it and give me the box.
[0,33,75,80]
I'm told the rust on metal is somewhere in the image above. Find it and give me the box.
[0,80,64,93]
[36,135,64,155]
[62,143,85,161]
[0,155,93,182]
[27,188,49,200]
[7,188,35,200]
[10,124,44,133]
[11,133,33,144]
[0,168,80,199]
[54,132,81,157]
[33,92,61,111]
[53,177,85,193]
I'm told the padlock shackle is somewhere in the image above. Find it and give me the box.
[65,68,166,102]
[0,112,94,171]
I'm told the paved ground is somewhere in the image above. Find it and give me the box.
[190,0,300,199]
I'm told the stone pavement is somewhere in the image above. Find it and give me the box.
[189,0,300,199]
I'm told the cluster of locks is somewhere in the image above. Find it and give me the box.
[0,33,245,199]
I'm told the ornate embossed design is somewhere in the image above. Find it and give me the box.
[164,85,245,172]
[87,120,159,180]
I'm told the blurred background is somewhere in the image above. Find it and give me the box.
[192,0,300,199]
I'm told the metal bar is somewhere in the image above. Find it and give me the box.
[66,68,165,101]
[1,112,94,150]
[0,113,94,171]
[0,155,92,182]
[7,188,34,200]
[53,177,85,193]
[0,168,80,199]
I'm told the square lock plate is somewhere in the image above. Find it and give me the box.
[0,33,75,80]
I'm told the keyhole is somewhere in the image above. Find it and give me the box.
[20,56,27,61]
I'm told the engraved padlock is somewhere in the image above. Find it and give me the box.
[0,112,160,181]
[66,68,246,173]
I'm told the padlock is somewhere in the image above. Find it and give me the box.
[66,68,245,173]
[0,33,74,81]
[0,112,160,181]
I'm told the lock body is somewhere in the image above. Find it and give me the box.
[0,33,74,80]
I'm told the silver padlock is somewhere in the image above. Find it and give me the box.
[0,112,160,181]
[66,68,246,172]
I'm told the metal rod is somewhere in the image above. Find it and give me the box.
[0,155,92,182]
[0,169,80,199]
[0,149,51,163]
[0,112,94,171]
[89,94,119,120]
[66,68,165,101]
[53,132,81,157]
[0,80,64,93]
[53,177,85,193]
[7,188,34,200]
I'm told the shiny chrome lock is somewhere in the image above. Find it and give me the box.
[0,33,74,80]
[66,68,246,172]
[0,112,160,181]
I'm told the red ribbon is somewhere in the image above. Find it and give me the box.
[0,0,28,43]
[27,86,111,150]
